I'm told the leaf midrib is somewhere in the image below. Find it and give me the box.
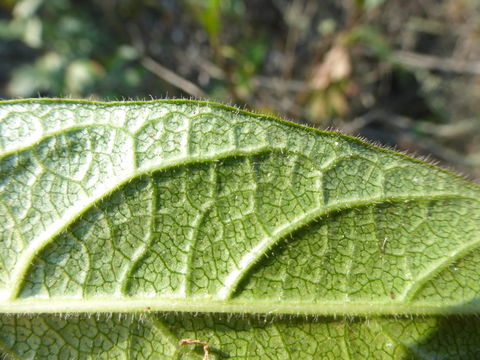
[2,297,479,315]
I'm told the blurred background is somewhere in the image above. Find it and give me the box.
[1,0,479,179]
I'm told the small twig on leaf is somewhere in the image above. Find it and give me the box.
[179,338,210,360]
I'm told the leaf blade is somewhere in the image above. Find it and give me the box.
[1,314,480,360]
[0,99,479,359]
[1,99,479,315]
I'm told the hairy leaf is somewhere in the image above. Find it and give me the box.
[0,99,479,359]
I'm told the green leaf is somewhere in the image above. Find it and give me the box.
[0,99,479,359]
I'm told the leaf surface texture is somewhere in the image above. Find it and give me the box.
[0,99,479,359]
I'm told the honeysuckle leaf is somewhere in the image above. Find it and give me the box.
[0,99,479,359]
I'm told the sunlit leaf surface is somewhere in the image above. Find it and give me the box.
[0,99,479,359]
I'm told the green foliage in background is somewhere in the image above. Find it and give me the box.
[0,99,479,359]
[0,0,143,97]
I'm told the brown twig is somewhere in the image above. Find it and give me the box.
[141,56,207,98]
[393,50,480,75]
[126,22,207,99]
